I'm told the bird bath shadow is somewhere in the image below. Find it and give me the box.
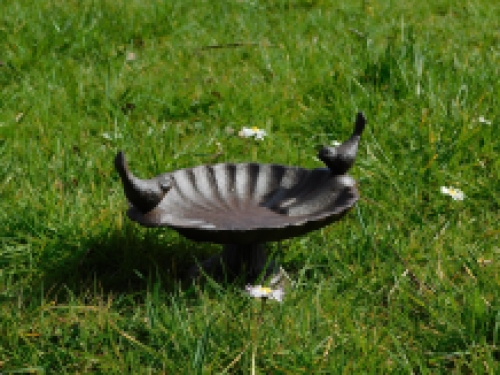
[38,226,223,295]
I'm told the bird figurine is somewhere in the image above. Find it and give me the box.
[317,112,366,175]
[114,151,172,214]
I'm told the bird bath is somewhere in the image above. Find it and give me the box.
[115,113,366,283]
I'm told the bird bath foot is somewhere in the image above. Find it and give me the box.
[187,243,279,284]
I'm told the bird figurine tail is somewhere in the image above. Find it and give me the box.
[317,112,366,175]
[114,151,172,213]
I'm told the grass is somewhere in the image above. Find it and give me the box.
[1,0,499,373]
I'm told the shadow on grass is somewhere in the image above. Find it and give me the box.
[39,223,222,296]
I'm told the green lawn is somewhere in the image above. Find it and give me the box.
[1,0,499,373]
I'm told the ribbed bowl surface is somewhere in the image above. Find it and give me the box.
[127,163,358,244]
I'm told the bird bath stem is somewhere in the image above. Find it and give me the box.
[188,243,277,283]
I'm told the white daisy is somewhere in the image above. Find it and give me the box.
[102,132,123,141]
[245,285,284,302]
[126,52,137,62]
[330,140,342,147]
[238,126,267,141]
[478,116,491,125]
[440,186,465,201]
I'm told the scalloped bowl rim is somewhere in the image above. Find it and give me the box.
[125,162,359,240]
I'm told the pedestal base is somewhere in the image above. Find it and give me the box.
[187,243,278,283]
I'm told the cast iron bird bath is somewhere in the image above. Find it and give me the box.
[115,112,366,283]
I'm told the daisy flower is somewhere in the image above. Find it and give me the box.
[478,116,492,125]
[102,132,123,141]
[440,186,465,201]
[245,285,284,302]
[330,140,342,147]
[126,52,137,62]
[238,127,267,141]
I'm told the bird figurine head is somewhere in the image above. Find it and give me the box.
[317,112,366,175]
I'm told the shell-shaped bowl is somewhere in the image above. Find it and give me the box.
[126,163,358,244]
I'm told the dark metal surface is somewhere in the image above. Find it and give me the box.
[115,112,366,245]
[114,152,172,214]
[318,112,366,175]
[187,243,276,282]
[125,163,358,244]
